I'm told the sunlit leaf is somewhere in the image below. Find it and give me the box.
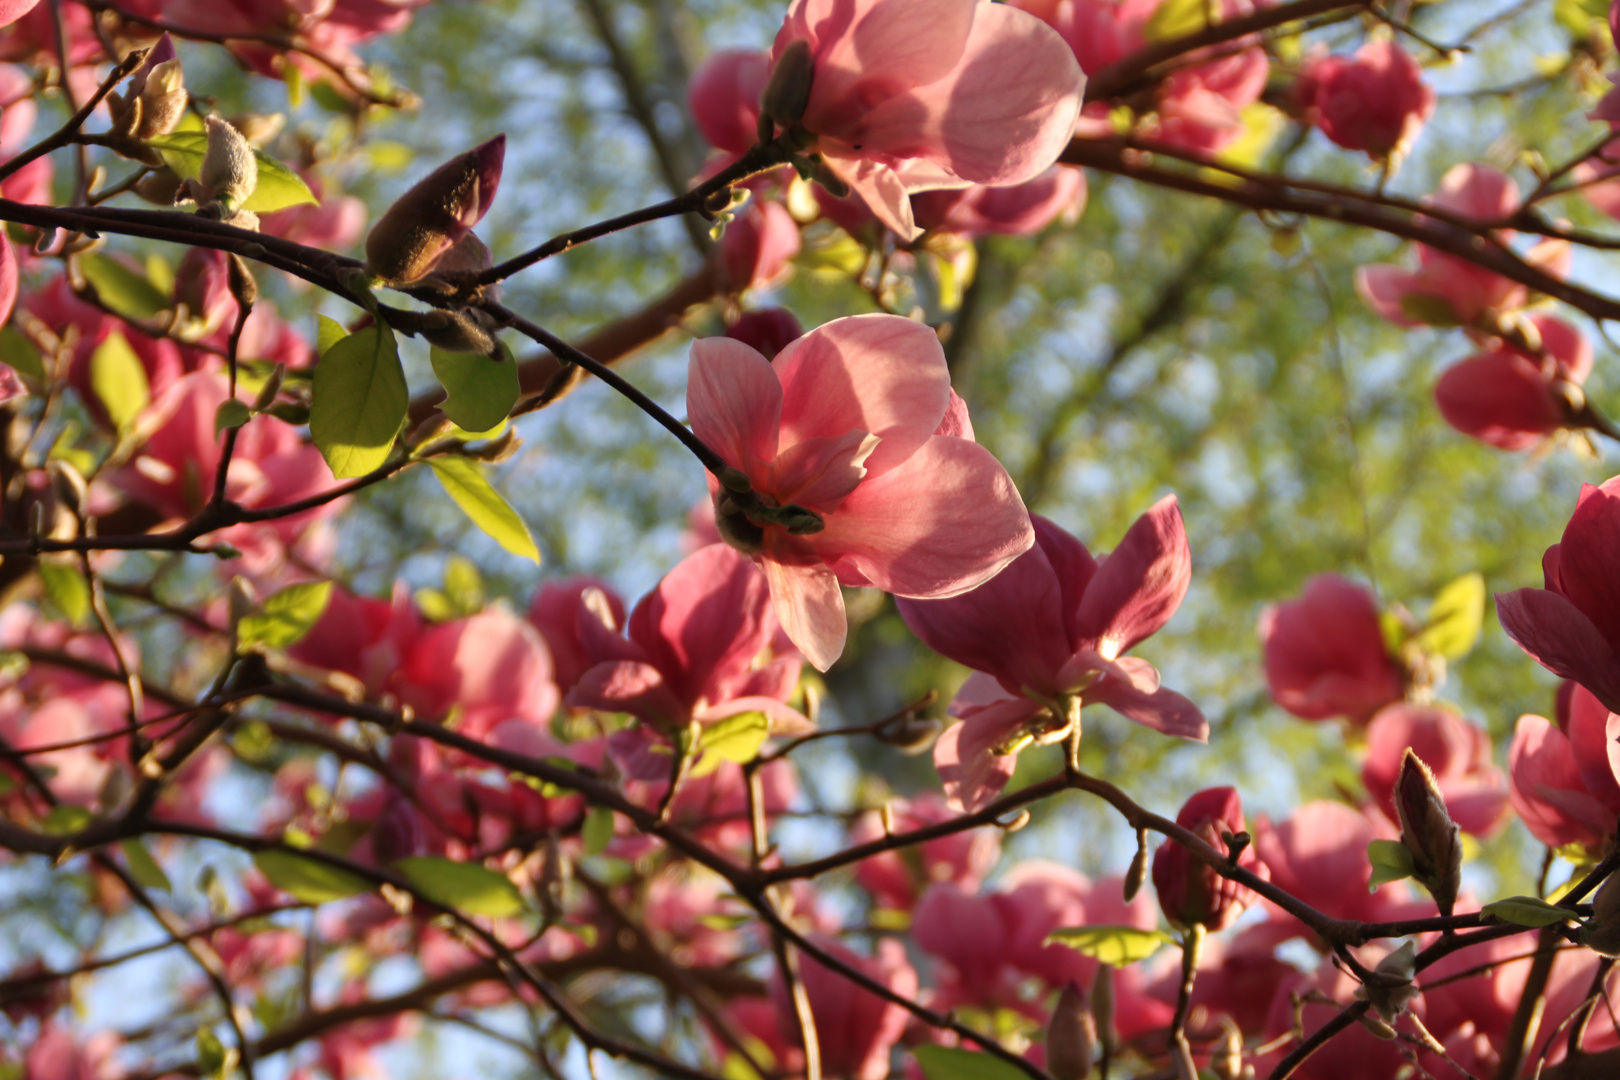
[310,325,407,478]
[393,855,525,916]
[1044,924,1174,966]
[146,132,318,212]
[39,558,90,627]
[583,805,615,856]
[254,849,371,903]
[91,331,150,432]
[1414,573,1485,661]
[1483,895,1573,928]
[80,253,169,320]
[1367,838,1415,890]
[429,341,520,433]
[120,838,173,892]
[913,1045,1030,1080]
[427,457,540,562]
[688,711,769,778]
[237,581,333,651]
[1143,0,1212,43]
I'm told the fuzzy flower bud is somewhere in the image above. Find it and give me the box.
[1394,749,1462,917]
[364,135,506,284]
[760,38,814,131]
[198,116,257,211]
[1151,786,1265,931]
[370,792,430,864]
[1361,940,1420,1022]
[109,35,187,143]
[1045,982,1096,1080]
[1578,871,1620,958]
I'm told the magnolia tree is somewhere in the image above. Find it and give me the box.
[7,0,1620,1078]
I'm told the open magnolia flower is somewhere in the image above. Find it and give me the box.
[687,313,1033,671]
[897,501,1207,811]
[764,0,1083,240]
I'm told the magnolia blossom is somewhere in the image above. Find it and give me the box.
[1259,573,1404,723]
[1356,164,1569,329]
[910,165,1087,238]
[1296,39,1435,160]
[1252,800,1418,931]
[688,48,770,157]
[770,937,917,1080]
[1433,314,1591,451]
[527,575,627,696]
[724,307,803,359]
[1151,786,1264,931]
[687,313,1033,670]
[720,198,801,291]
[396,606,559,741]
[289,582,421,697]
[1361,704,1509,837]
[567,543,810,736]
[848,792,1001,910]
[1507,682,1620,852]
[766,0,1083,239]
[1496,475,1620,713]
[898,503,1207,812]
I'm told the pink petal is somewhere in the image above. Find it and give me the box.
[567,660,687,729]
[759,550,846,672]
[934,388,975,440]
[1508,715,1614,849]
[895,532,1072,696]
[687,49,768,155]
[851,3,1082,187]
[1497,587,1620,714]
[1073,494,1191,657]
[772,313,952,478]
[811,434,1034,598]
[934,697,1043,812]
[1556,478,1620,651]
[1088,677,1208,741]
[1260,573,1403,722]
[688,336,783,480]
[1432,163,1518,224]
[1567,684,1620,810]
[771,429,880,510]
[1031,515,1099,643]
[1433,351,1562,451]
[823,152,918,238]
[1353,264,1425,327]
[0,0,39,30]
[0,233,16,329]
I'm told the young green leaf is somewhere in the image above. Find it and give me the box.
[146,132,318,213]
[427,457,540,562]
[214,398,252,435]
[688,711,770,778]
[393,855,525,916]
[80,253,169,320]
[254,849,371,904]
[1044,924,1174,966]
[1142,0,1211,43]
[315,314,348,358]
[0,326,43,383]
[1414,573,1486,661]
[429,342,520,433]
[40,804,94,835]
[38,559,91,627]
[1482,896,1574,928]
[237,581,334,651]
[91,331,151,433]
[120,838,173,892]
[583,805,615,856]
[310,325,407,479]
[1367,838,1416,890]
[912,1045,1030,1080]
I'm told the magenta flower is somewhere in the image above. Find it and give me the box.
[897,502,1206,812]
[1508,706,1620,853]
[688,313,1034,671]
[1258,573,1405,723]
[766,0,1083,239]
[724,307,803,359]
[527,576,626,697]
[397,606,559,741]
[567,543,809,735]
[771,937,917,1080]
[1251,801,1418,930]
[847,792,1001,910]
[1151,786,1264,931]
[1296,39,1435,160]
[290,582,420,697]
[688,48,770,156]
[1433,314,1591,451]
[1496,476,1620,713]
[719,198,801,292]
[1361,704,1509,838]
[910,165,1087,238]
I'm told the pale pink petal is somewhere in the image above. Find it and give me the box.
[1088,677,1208,741]
[760,552,846,672]
[688,49,769,155]
[934,697,1043,812]
[1073,494,1191,657]
[1433,163,1518,224]
[850,3,1082,186]
[567,660,687,729]
[1058,649,1159,694]
[824,151,919,240]
[1567,684,1620,809]
[934,388,974,440]
[1434,351,1562,451]
[812,435,1033,598]
[1354,264,1425,327]
[688,337,783,480]
[1497,588,1620,714]
[1509,715,1614,849]
[0,234,15,328]
[770,429,880,510]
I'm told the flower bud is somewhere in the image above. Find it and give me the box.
[420,308,498,356]
[1394,748,1462,916]
[364,135,506,284]
[1045,982,1096,1080]
[135,168,184,206]
[1089,964,1115,1055]
[1151,787,1264,931]
[370,792,429,864]
[198,116,257,211]
[1361,940,1420,1022]
[761,39,814,131]
[226,112,286,146]
[227,254,257,308]
[47,459,86,515]
[725,308,803,359]
[1578,871,1620,958]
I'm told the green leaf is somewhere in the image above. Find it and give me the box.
[688,711,770,778]
[237,581,334,651]
[1044,924,1174,966]
[0,326,44,383]
[315,314,348,358]
[1415,573,1486,661]
[120,838,173,891]
[1143,0,1212,43]
[91,331,151,432]
[427,457,540,562]
[912,1045,1030,1080]
[429,342,521,433]
[310,325,407,478]
[394,855,526,916]
[145,132,318,213]
[80,253,170,320]
[1367,839,1415,890]
[195,1028,229,1079]
[38,559,90,627]
[254,849,371,903]
[366,140,415,172]
[40,804,94,835]
[232,719,274,762]
[1483,895,1574,928]
[1397,292,1463,327]
[583,805,615,856]
[214,398,252,435]
[443,555,484,615]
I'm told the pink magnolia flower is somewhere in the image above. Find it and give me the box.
[22,1023,120,1080]
[897,503,1206,812]
[1252,800,1418,931]
[397,606,559,741]
[847,792,1001,910]
[720,198,801,292]
[567,543,809,735]
[527,576,626,696]
[1151,786,1264,931]
[1258,573,1405,723]
[0,0,38,31]
[1434,314,1591,451]
[910,165,1087,238]
[0,234,14,329]
[1361,704,1509,838]
[1496,476,1620,713]
[687,314,1034,671]
[688,48,769,156]
[1508,702,1620,852]
[1356,164,1568,329]
[288,582,421,697]
[724,307,803,360]
[1295,39,1435,160]
[1147,46,1270,154]
[771,936,917,1080]
[27,273,191,417]
[766,0,1084,239]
